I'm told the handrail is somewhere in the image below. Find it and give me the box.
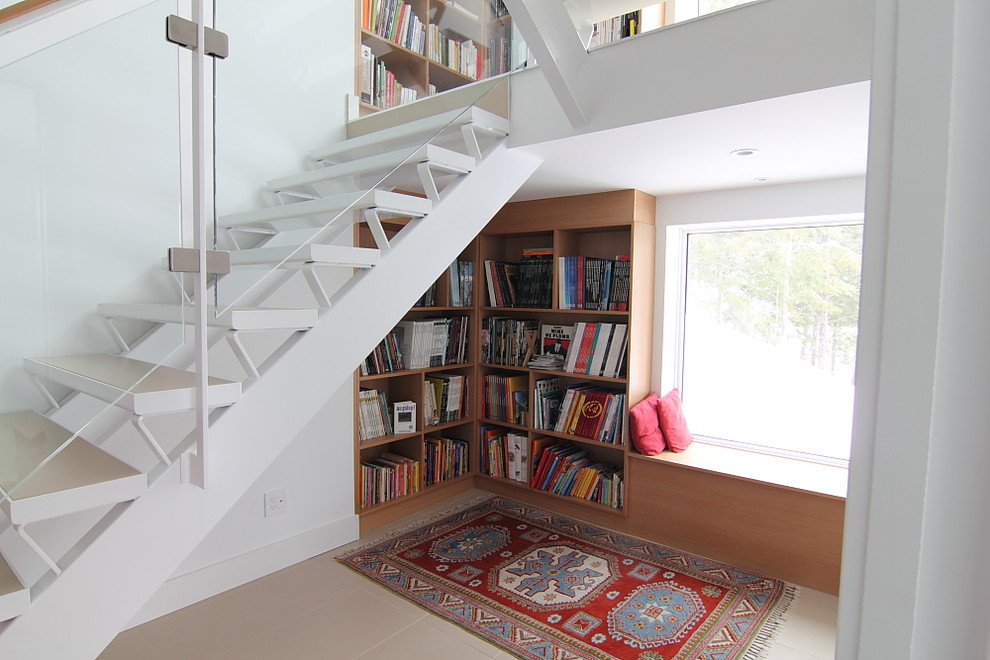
[0,0,63,25]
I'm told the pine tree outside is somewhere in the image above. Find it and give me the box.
[679,224,863,463]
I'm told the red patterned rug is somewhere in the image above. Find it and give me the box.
[339,497,796,660]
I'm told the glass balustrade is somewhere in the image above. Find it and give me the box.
[213,0,521,314]
[0,0,186,510]
[564,0,763,49]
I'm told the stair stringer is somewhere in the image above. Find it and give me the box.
[0,142,542,660]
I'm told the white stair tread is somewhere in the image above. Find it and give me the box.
[0,411,146,525]
[267,144,476,193]
[98,304,318,331]
[309,106,510,163]
[23,354,241,415]
[0,554,29,623]
[218,190,431,231]
[230,244,380,269]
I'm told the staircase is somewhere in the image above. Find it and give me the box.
[0,99,541,658]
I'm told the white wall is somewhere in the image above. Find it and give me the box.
[651,176,867,389]
[509,0,875,147]
[838,0,990,657]
[142,0,359,618]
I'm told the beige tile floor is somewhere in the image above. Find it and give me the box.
[100,490,838,660]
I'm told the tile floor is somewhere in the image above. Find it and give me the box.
[100,490,838,660]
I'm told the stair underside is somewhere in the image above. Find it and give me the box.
[97,304,318,331]
[0,411,146,525]
[218,189,431,232]
[308,106,510,163]
[267,144,475,193]
[23,354,241,415]
[229,244,380,269]
[0,556,28,623]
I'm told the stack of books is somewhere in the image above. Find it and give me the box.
[562,322,628,377]
[558,256,631,311]
[363,0,427,54]
[529,440,624,509]
[424,435,470,485]
[359,453,420,508]
[483,373,529,425]
[533,377,563,430]
[482,317,538,366]
[357,388,394,441]
[553,383,625,444]
[484,249,553,308]
[448,260,474,307]
[427,25,481,79]
[480,425,529,483]
[394,316,470,369]
[361,330,405,375]
[423,373,468,426]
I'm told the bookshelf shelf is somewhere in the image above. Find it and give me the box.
[475,474,627,516]
[354,190,655,529]
[526,427,627,449]
[481,308,631,318]
[421,472,474,492]
[477,417,529,432]
[358,364,472,382]
[423,417,472,434]
[359,432,419,450]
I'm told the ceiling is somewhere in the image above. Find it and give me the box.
[510,81,872,202]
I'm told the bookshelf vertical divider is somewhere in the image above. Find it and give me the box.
[353,190,655,531]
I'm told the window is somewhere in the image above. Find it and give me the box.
[667,218,863,465]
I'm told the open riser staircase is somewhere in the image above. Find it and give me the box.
[0,102,541,658]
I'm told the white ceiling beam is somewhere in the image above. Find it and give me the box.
[502,0,590,127]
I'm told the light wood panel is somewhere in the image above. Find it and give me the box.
[626,457,844,594]
[485,189,644,234]
[0,0,60,25]
[359,477,475,533]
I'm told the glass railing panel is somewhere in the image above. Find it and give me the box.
[213,0,514,313]
[0,0,186,508]
[565,0,762,49]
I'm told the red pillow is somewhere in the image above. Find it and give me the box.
[629,392,665,455]
[657,388,692,452]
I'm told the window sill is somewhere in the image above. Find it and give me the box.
[627,441,848,500]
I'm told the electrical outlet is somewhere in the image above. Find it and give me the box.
[264,487,287,517]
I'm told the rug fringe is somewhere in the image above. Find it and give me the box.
[740,583,801,660]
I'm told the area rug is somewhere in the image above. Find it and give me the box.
[339,497,796,660]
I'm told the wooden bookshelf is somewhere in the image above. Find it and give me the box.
[353,190,654,530]
[354,0,521,115]
[350,192,845,595]
[473,190,656,515]
[354,220,480,524]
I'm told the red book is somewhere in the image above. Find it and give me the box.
[573,390,610,439]
[572,322,598,373]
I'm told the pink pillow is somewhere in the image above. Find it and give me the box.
[629,392,665,455]
[657,388,692,452]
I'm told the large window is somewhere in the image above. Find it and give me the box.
[670,219,863,464]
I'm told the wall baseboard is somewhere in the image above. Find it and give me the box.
[126,514,359,629]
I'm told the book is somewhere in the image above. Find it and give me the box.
[541,323,573,356]
[360,45,374,104]
[533,377,562,430]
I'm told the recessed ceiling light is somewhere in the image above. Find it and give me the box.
[754,177,770,182]
[730,148,760,157]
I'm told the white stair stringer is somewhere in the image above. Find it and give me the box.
[0,142,541,659]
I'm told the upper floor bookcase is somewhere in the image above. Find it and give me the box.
[355,0,528,115]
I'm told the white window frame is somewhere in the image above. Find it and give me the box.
[661,213,864,467]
